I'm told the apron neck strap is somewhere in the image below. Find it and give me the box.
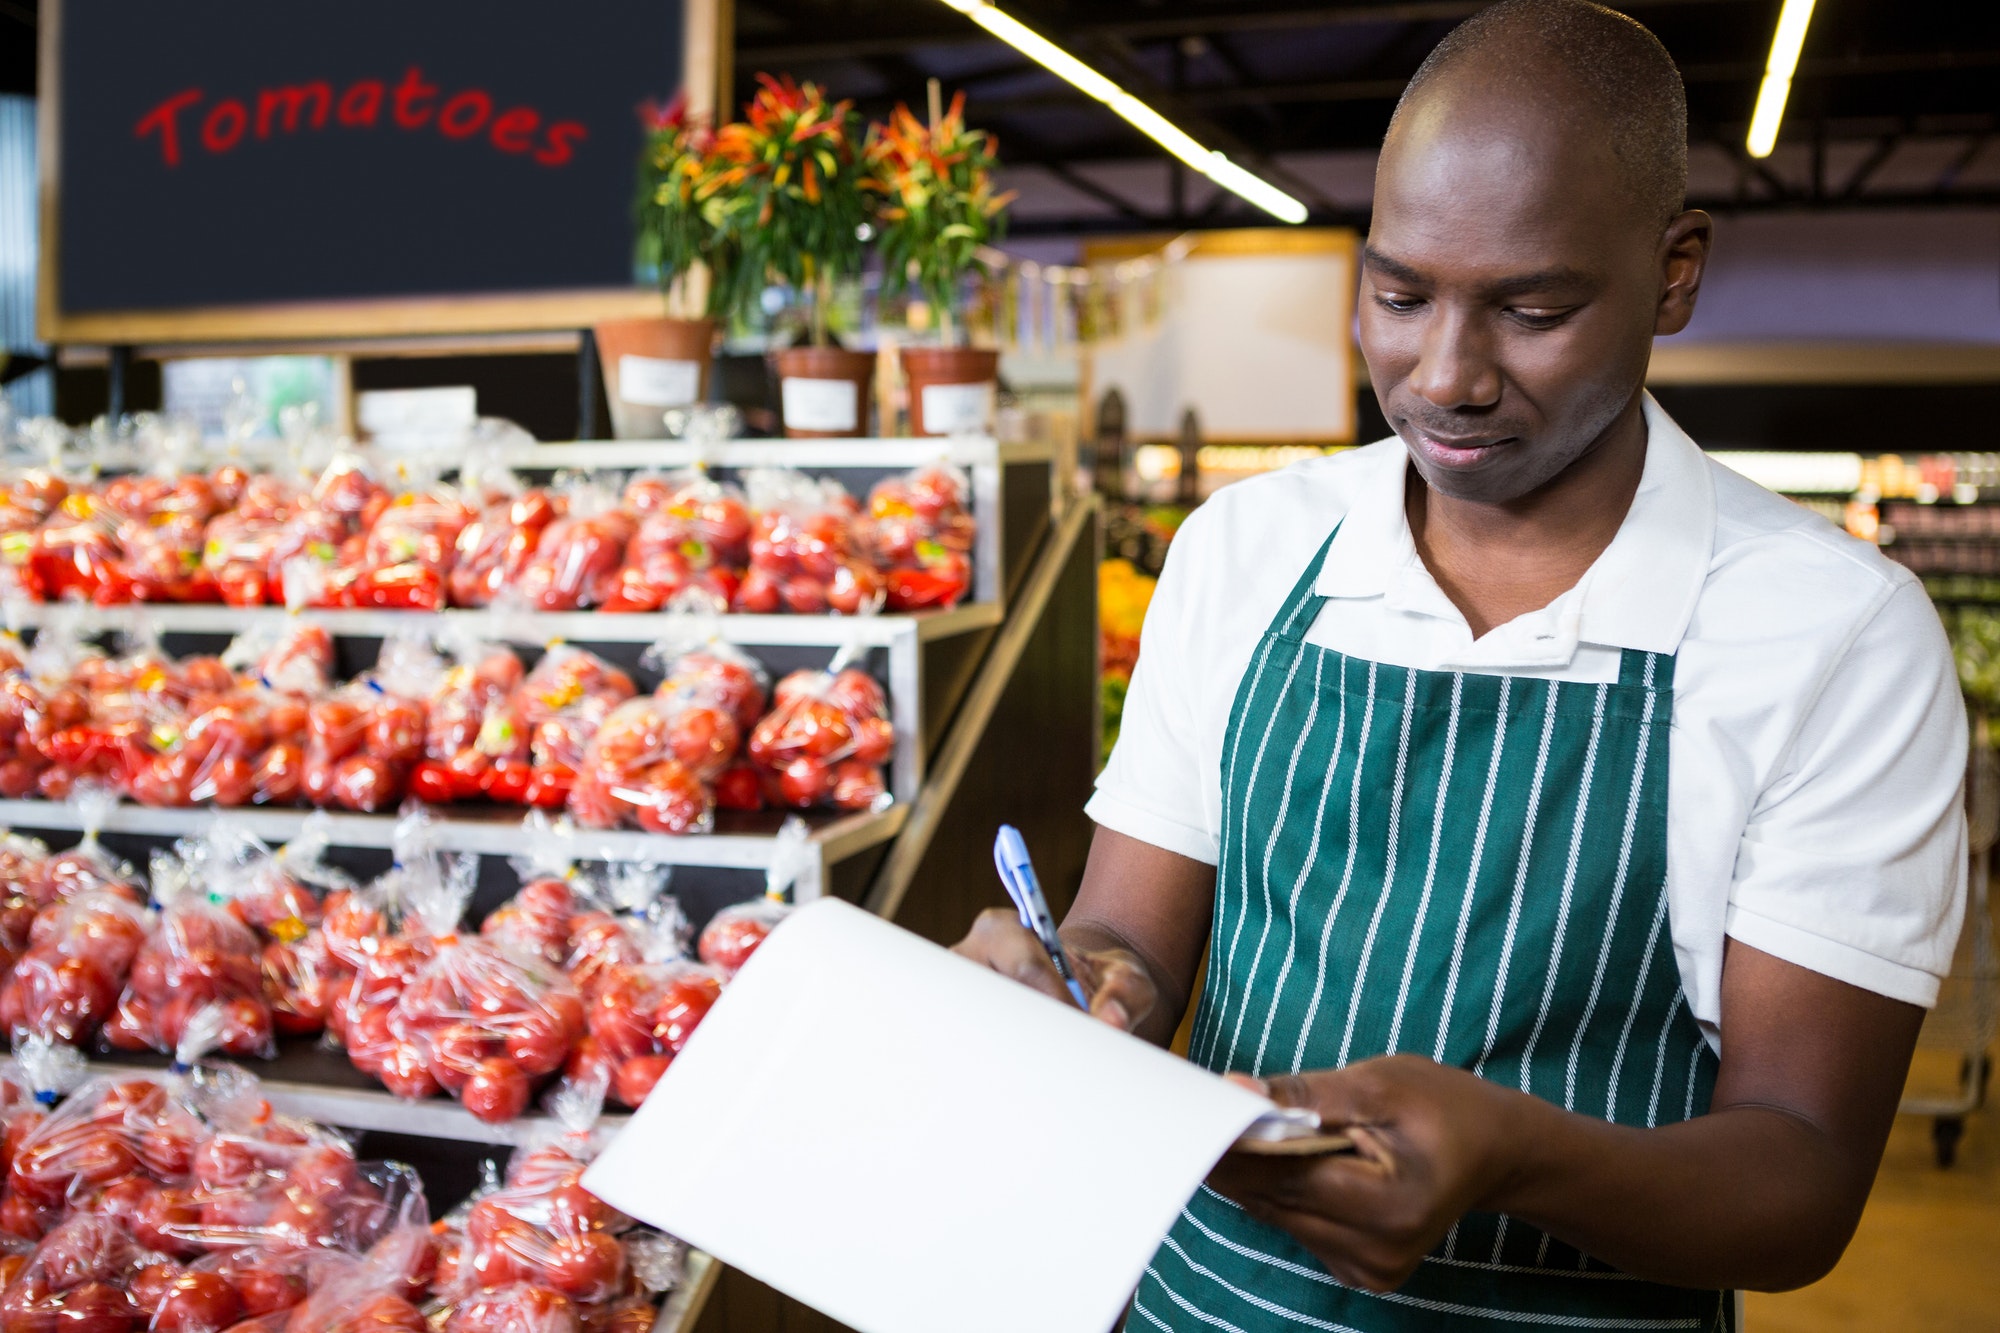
[1271,523,1341,643]
[1616,648,1677,692]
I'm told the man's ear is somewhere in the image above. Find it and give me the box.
[1655,210,1712,337]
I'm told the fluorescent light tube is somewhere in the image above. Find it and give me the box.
[1746,0,1817,158]
[933,0,1308,224]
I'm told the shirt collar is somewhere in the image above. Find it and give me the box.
[1314,392,1715,660]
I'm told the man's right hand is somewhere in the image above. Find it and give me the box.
[951,908,1159,1034]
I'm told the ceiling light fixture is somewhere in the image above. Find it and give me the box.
[935,0,1309,224]
[1745,0,1818,158]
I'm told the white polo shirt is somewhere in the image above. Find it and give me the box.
[1089,394,1967,1038]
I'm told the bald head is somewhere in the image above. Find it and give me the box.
[1389,0,1687,230]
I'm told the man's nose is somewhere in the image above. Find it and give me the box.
[1408,309,1502,411]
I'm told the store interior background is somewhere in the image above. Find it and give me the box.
[1,1,1997,1329]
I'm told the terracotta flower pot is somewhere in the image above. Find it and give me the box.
[902,347,1000,438]
[594,316,718,439]
[775,346,878,439]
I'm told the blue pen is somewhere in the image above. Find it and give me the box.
[993,825,1092,1011]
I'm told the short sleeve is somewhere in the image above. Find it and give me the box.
[1725,577,1969,1006]
[1087,511,1222,865]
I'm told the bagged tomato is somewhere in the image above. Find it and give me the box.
[0,834,52,967]
[746,659,894,811]
[433,1075,683,1323]
[0,887,148,1047]
[303,634,444,813]
[413,640,530,806]
[221,623,336,701]
[451,487,560,610]
[641,633,768,735]
[388,867,586,1124]
[734,470,881,616]
[868,464,976,611]
[331,809,451,1099]
[482,816,588,969]
[562,862,679,1007]
[0,1211,165,1333]
[29,489,132,605]
[696,818,810,978]
[272,1223,438,1333]
[20,787,145,908]
[101,847,274,1060]
[217,816,355,1039]
[600,469,748,613]
[351,472,476,611]
[514,648,635,788]
[512,484,632,613]
[565,696,716,838]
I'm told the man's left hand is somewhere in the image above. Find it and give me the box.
[1208,1055,1534,1293]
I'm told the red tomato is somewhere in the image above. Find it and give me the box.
[774,756,832,809]
[541,1230,625,1301]
[227,1266,304,1319]
[712,763,762,812]
[152,1273,243,1333]
[134,1186,201,1257]
[364,699,426,764]
[445,1286,579,1333]
[331,756,401,812]
[129,1262,184,1316]
[523,767,573,810]
[653,970,723,1053]
[409,761,456,805]
[482,761,532,805]
[831,760,887,812]
[613,1055,672,1109]
[460,1059,531,1124]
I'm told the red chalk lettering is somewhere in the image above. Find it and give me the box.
[256,82,332,137]
[489,106,540,153]
[338,80,385,127]
[201,98,248,153]
[393,66,438,129]
[135,88,203,166]
[535,120,587,167]
[438,90,492,139]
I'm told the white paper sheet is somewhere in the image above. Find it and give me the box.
[582,899,1272,1333]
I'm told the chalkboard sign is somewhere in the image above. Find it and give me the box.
[39,0,715,343]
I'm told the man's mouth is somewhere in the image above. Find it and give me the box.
[1407,428,1516,468]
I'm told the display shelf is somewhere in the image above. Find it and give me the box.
[490,435,1051,472]
[0,799,906,886]
[87,1038,631,1148]
[659,1250,720,1333]
[1,598,1003,649]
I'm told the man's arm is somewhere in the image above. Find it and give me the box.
[953,827,1214,1045]
[1208,938,1924,1293]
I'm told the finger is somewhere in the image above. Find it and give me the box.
[1229,1195,1422,1295]
[952,909,1074,1003]
[1209,1148,1394,1232]
[1075,952,1156,1031]
[1264,1067,1385,1134]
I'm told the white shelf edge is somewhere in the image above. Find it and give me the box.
[494,436,1036,471]
[4,601,999,649]
[0,800,904,869]
[658,1250,720,1333]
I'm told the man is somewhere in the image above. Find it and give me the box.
[955,2,1968,1329]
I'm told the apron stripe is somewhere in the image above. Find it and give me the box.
[1387,672,1464,1055]
[1518,684,1609,1096]
[1290,660,1380,1075]
[1435,676,1511,1064]
[1251,655,1351,1076]
[1607,891,1672,1123]
[1567,702,1655,1112]
[1336,669,1419,1069]
[1473,682,1563,1082]
[1228,651,1331,1065]
[1142,520,1728,1330]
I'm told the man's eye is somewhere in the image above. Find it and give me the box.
[1507,308,1572,329]
[1375,294,1424,314]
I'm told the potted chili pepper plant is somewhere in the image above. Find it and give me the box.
[870,91,1014,437]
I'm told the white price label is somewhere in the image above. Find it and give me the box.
[918,381,996,436]
[783,377,861,433]
[616,355,702,408]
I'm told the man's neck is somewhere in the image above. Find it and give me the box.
[1405,395,1650,640]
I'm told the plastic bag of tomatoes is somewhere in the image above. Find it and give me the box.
[100,849,275,1060]
[221,816,355,1040]
[642,635,769,813]
[303,634,444,813]
[411,639,534,808]
[867,464,977,612]
[512,647,637,802]
[512,484,633,613]
[482,815,590,970]
[746,662,895,812]
[29,490,131,605]
[21,787,145,907]
[734,470,882,616]
[349,476,477,612]
[451,484,560,610]
[0,886,148,1048]
[580,953,724,1111]
[433,1074,682,1327]
[562,861,680,1009]
[695,818,811,980]
[266,1224,437,1333]
[601,469,749,614]
[564,691,722,837]
[385,853,586,1124]
[222,623,336,701]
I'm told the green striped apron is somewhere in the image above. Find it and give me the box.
[1132,530,1730,1332]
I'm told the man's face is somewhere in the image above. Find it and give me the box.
[1359,87,1669,505]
